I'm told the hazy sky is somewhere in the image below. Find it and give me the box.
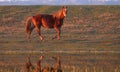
[0,0,119,5]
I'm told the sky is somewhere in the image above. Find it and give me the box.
[0,0,120,5]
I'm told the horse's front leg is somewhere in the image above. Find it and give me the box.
[54,27,61,40]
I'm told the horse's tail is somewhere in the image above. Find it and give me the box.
[26,16,33,33]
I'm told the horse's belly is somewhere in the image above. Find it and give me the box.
[42,17,55,28]
[42,23,54,28]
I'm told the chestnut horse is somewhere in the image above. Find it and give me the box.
[26,6,67,41]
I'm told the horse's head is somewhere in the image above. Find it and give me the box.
[53,6,67,19]
[61,6,67,17]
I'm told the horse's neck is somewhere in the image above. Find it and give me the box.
[53,12,60,18]
[53,10,64,19]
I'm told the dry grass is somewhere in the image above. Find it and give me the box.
[0,5,120,72]
[0,65,120,72]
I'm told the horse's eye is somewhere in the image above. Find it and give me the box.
[66,6,67,9]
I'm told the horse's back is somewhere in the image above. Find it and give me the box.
[33,14,42,22]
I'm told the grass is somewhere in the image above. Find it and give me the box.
[0,5,120,72]
[0,66,120,72]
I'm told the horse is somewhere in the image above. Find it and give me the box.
[25,6,67,41]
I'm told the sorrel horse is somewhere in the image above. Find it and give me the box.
[26,6,67,41]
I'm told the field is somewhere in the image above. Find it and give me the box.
[0,5,120,72]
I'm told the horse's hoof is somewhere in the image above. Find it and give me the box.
[58,39,60,40]
[52,37,55,40]
[58,37,60,40]
[40,39,43,42]
[27,38,30,42]
[39,36,44,41]
[52,36,57,40]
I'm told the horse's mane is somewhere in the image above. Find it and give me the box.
[52,8,63,19]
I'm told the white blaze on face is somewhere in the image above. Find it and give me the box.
[63,8,67,17]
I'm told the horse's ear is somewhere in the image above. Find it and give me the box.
[62,6,65,9]
[62,6,67,9]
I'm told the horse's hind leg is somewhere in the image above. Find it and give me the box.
[33,22,43,41]
[32,18,43,41]
[36,27,43,41]
[26,29,30,40]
